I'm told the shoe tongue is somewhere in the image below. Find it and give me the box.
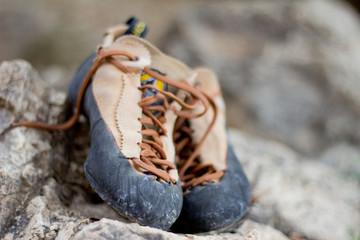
[124,17,148,38]
[140,69,168,104]
[140,69,168,137]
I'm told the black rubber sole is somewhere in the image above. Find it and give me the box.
[84,165,140,224]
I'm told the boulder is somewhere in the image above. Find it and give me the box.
[73,218,288,240]
[0,60,290,239]
[0,60,125,239]
[229,129,360,240]
[2,59,359,240]
[0,60,67,234]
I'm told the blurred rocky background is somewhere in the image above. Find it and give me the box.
[1,0,360,239]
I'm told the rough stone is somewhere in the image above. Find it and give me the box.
[316,143,360,184]
[73,218,289,240]
[229,129,360,240]
[161,0,360,156]
[0,60,66,234]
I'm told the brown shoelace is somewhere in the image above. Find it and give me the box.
[133,68,212,183]
[12,48,219,185]
[174,91,224,190]
[11,48,136,131]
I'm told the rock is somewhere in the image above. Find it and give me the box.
[0,60,288,239]
[316,143,360,183]
[2,59,359,239]
[0,60,67,234]
[0,60,127,239]
[73,218,288,240]
[161,0,360,155]
[229,129,360,240]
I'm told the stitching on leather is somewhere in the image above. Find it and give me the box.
[115,74,125,150]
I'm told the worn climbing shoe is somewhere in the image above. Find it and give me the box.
[171,68,251,233]
[68,41,182,230]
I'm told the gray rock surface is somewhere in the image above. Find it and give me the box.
[0,60,289,239]
[0,60,127,239]
[74,218,289,240]
[162,0,360,156]
[0,60,66,234]
[230,129,360,240]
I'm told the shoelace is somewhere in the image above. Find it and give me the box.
[11,48,136,131]
[174,92,224,190]
[12,48,219,185]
